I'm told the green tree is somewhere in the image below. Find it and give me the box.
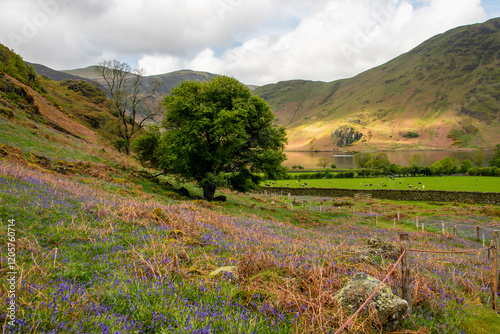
[132,125,161,167]
[134,76,287,200]
[459,159,474,173]
[372,153,390,169]
[489,144,500,168]
[317,158,331,169]
[430,157,458,175]
[472,150,486,167]
[354,152,372,168]
[409,153,424,166]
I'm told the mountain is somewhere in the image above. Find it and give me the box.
[25,62,89,82]
[62,66,217,96]
[254,18,500,151]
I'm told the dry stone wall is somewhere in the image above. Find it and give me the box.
[262,187,500,204]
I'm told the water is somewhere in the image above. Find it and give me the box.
[284,150,495,169]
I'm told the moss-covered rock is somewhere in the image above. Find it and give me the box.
[334,272,408,332]
[152,207,168,221]
[208,266,238,282]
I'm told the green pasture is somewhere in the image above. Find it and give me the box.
[265,176,500,193]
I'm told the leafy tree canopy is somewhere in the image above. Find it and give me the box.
[430,157,458,175]
[489,144,500,168]
[135,76,287,200]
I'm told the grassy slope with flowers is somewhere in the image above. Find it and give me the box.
[1,151,500,333]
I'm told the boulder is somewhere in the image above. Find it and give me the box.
[335,273,408,332]
[366,236,400,260]
[178,187,190,198]
[213,195,227,202]
[209,266,238,282]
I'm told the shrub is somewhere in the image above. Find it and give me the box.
[402,131,419,138]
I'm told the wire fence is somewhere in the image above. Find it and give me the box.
[333,239,496,333]
[403,217,499,242]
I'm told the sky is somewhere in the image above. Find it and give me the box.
[0,0,498,85]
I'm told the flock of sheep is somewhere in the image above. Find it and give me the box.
[264,177,480,189]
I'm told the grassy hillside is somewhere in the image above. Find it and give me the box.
[62,66,217,97]
[2,43,500,334]
[255,18,500,151]
[26,62,89,82]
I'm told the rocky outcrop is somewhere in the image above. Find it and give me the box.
[331,126,363,147]
[335,272,408,332]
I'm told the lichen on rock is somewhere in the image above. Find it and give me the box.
[334,272,408,332]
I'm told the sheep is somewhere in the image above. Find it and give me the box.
[422,185,425,190]
[409,185,413,188]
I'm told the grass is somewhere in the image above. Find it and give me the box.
[1,158,499,333]
[266,176,500,193]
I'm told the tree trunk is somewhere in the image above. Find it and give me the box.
[203,183,217,201]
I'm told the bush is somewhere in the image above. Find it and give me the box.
[402,131,419,138]
[334,171,355,178]
[292,165,304,170]
[113,138,128,153]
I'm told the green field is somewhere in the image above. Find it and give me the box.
[266,176,500,192]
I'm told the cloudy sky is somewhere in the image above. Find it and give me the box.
[0,0,498,85]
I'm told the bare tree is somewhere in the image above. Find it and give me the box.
[95,59,161,154]
[317,158,331,169]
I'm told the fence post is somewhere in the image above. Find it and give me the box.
[394,218,396,229]
[397,211,400,224]
[453,226,457,237]
[476,226,480,242]
[494,231,499,312]
[416,216,419,230]
[442,222,445,236]
[399,233,412,314]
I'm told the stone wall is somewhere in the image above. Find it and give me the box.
[261,187,500,204]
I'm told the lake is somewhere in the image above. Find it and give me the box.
[284,150,496,169]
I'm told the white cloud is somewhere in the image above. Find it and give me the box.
[0,0,489,84]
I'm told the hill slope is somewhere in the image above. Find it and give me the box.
[25,62,89,82]
[0,42,130,166]
[255,18,500,151]
[62,66,217,96]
